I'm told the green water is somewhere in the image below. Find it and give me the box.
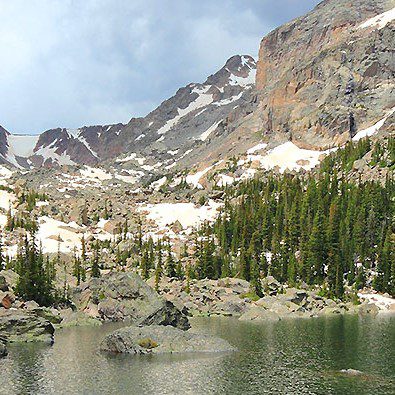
[0,315,394,394]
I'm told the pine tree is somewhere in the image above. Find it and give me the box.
[165,243,177,278]
[250,258,263,297]
[140,247,150,280]
[306,207,326,284]
[91,242,101,278]
[154,254,163,292]
[0,236,4,271]
[15,235,54,306]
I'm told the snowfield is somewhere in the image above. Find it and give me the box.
[358,7,395,30]
[35,216,112,254]
[80,166,112,181]
[246,141,328,173]
[137,200,222,230]
[0,190,16,211]
[7,134,39,158]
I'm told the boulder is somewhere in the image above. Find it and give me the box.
[0,275,7,292]
[1,293,14,309]
[103,220,121,235]
[358,303,379,317]
[59,311,102,328]
[262,276,283,296]
[0,309,55,344]
[0,338,7,358]
[211,300,248,316]
[284,288,308,305]
[71,272,190,330]
[239,306,280,322]
[100,325,235,355]
[0,270,19,291]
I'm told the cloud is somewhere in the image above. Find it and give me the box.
[0,0,320,134]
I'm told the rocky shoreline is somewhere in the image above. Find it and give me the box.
[152,275,392,322]
[0,269,393,357]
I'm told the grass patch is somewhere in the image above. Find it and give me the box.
[138,338,158,349]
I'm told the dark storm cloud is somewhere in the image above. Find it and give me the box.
[0,0,321,134]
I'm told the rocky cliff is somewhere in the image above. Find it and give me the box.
[252,0,395,148]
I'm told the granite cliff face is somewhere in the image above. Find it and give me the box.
[252,0,395,148]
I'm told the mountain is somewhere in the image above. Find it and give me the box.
[0,55,257,169]
[250,0,395,148]
[0,0,393,184]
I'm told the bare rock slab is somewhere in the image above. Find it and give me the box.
[0,309,55,344]
[100,325,235,355]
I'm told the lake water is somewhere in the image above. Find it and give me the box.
[0,315,394,395]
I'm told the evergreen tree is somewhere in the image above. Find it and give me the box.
[165,242,177,278]
[15,235,54,306]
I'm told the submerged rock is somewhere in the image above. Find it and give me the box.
[71,272,190,330]
[58,311,102,328]
[0,309,55,344]
[358,303,380,317]
[339,369,363,376]
[239,306,281,322]
[100,325,235,355]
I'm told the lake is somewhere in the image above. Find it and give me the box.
[0,315,394,394]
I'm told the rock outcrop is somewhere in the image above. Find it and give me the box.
[100,325,235,355]
[252,0,395,148]
[152,277,252,316]
[0,309,55,344]
[71,272,190,330]
[0,338,7,358]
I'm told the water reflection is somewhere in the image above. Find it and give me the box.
[0,315,394,394]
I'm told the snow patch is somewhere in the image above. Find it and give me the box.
[0,190,15,211]
[157,85,213,135]
[80,166,112,181]
[214,92,243,106]
[358,292,395,311]
[247,142,268,154]
[229,68,256,87]
[358,7,395,30]
[352,107,395,141]
[186,164,215,189]
[151,176,167,191]
[138,200,222,230]
[247,142,328,173]
[199,120,222,141]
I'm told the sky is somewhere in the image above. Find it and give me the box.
[0,0,321,135]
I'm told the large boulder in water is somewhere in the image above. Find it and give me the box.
[0,308,55,344]
[71,272,190,330]
[100,325,235,355]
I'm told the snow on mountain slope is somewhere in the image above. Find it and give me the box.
[352,107,395,141]
[0,55,257,170]
[358,6,395,30]
[244,142,329,173]
[7,135,39,158]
